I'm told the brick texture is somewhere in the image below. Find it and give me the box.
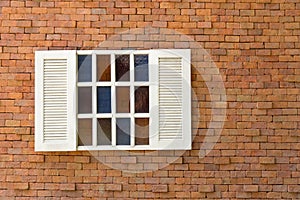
[0,0,300,199]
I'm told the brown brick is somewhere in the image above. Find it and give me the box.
[13,183,29,190]
[259,157,275,164]
[60,183,75,191]
[288,185,300,193]
[152,185,168,193]
[198,185,214,192]
[106,184,122,191]
[244,185,259,192]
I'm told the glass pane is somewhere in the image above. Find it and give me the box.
[116,118,130,145]
[134,55,148,81]
[78,119,92,146]
[135,118,149,145]
[97,55,111,81]
[116,87,130,113]
[97,87,111,113]
[78,87,92,114]
[78,55,92,82]
[135,86,149,113]
[115,55,130,81]
[97,118,111,145]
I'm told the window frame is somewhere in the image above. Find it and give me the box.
[77,50,152,150]
[35,49,191,152]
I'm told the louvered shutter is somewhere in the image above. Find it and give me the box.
[149,49,191,150]
[35,50,77,151]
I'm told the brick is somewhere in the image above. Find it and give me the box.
[288,185,300,193]
[120,157,136,164]
[60,183,75,191]
[106,184,122,191]
[198,185,214,192]
[13,183,29,190]
[259,157,275,164]
[244,185,259,192]
[198,22,212,28]
[152,185,168,193]
[225,36,239,42]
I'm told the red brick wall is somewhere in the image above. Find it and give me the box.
[1,0,300,199]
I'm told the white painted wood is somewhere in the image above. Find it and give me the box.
[35,50,77,151]
[111,53,116,147]
[149,49,191,150]
[36,49,191,151]
[130,53,135,147]
[92,53,97,147]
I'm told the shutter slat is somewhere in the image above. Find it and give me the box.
[158,57,183,140]
[43,58,69,142]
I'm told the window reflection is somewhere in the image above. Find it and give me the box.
[97,87,111,113]
[135,118,149,145]
[135,86,149,113]
[97,55,111,81]
[116,87,130,113]
[78,87,92,114]
[78,55,92,82]
[78,119,92,146]
[134,55,148,81]
[97,118,111,145]
[116,118,130,145]
[115,55,130,81]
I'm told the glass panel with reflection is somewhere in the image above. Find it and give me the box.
[78,87,92,114]
[97,87,111,113]
[116,86,130,113]
[134,54,148,81]
[115,55,130,81]
[97,55,111,81]
[135,118,149,145]
[97,118,111,145]
[116,118,130,145]
[78,119,92,146]
[78,55,92,82]
[135,86,149,113]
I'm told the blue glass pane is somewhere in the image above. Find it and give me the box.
[116,118,130,145]
[97,87,111,113]
[78,55,92,82]
[134,55,148,81]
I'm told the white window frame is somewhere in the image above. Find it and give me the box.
[35,49,191,151]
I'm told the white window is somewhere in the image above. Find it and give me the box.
[35,49,191,151]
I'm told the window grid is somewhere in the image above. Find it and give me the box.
[77,51,150,148]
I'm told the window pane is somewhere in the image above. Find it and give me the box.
[115,55,130,81]
[78,55,92,82]
[135,86,149,113]
[78,87,92,114]
[97,87,111,113]
[97,55,111,81]
[134,55,148,81]
[78,119,92,146]
[97,118,111,145]
[116,118,130,145]
[135,118,149,145]
[116,86,130,113]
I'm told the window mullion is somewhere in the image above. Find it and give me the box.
[130,53,135,147]
[111,53,116,147]
[92,53,97,147]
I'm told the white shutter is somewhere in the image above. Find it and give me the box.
[35,50,77,151]
[149,49,191,150]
